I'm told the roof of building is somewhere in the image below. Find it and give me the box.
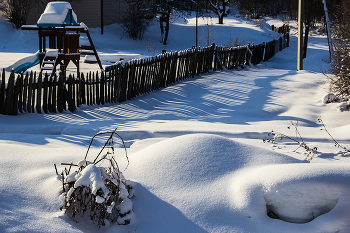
[37,2,78,27]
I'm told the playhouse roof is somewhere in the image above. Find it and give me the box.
[37,2,78,27]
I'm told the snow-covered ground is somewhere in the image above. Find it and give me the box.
[1,12,350,233]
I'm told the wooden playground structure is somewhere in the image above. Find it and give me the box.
[21,4,102,76]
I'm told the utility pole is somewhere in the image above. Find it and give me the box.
[297,0,304,70]
[196,5,198,47]
[101,0,104,34]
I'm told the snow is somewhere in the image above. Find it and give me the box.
[1,11,350,233]
[74,164,109,198]
[37,2,78,27]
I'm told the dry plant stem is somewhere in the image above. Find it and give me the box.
[61,163,78,167]
[115,131,129,170]
[264,119,318,162]
[84,127,129,170]
[94,128,118,164]
[318,118,350,154]
[54,164,58,176]
[84,129,116,160]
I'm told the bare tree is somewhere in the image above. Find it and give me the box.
[207,0,229,24]
[153,0,191,45]
[0,0,38,29]
[120,0,155,40]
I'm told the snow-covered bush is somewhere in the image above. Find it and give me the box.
[56,128,134,228]
[322,93,337,104]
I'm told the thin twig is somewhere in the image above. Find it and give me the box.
[84,130,116,160]
[115,131,129,170]
[54,164,58,176]
[318,118,350,154]
[93,128,118,164]
[61,163,78,167]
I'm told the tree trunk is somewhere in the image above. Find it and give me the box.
[163,11,170,45]
[160,14,165,43]
[218,0,226,24]
[218,14,223,24]
[303,0,312,58]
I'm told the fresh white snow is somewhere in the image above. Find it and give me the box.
[37,2,78,27]
[0,11,350,233]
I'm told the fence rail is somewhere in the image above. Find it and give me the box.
[0,24,289,115]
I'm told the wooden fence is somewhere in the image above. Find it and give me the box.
[0,45,215,115]
[0,25,289,115]
[214,24,289,70]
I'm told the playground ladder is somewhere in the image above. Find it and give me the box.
[41,49,59,75]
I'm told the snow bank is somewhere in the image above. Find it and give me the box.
[125,134,350,232]
[229,163,350,232]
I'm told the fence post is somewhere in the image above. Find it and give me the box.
[65,74,76,113]
[95,71,100,105]
[17,73,23,113]
[0,69,5,114]
[52,74,57,113]
[43,73,49,113]
[213,46,218,71]
[14,74,21,115]
[57,71,64,113]
[36,72,42,113]
[4,70,15,115]
[100,71,105,105]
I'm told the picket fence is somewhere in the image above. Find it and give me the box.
[0,24,289,115]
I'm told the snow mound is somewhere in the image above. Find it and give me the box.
[264,181,338,223]
[322,93,336,104]
[229,163,350,231]
[127,134,301,189]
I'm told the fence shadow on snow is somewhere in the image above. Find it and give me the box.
[0,25,289,115]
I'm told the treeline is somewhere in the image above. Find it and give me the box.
[326,0,350,99]
[234,0,329,24]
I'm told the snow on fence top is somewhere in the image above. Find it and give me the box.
[37,2,78,27]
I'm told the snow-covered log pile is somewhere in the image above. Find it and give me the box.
[56,128,134,228]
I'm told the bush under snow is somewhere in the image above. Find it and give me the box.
[60,160,134,228]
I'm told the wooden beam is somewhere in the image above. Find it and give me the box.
[85,30,103,70]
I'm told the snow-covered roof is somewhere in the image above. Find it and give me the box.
[37,2,78,27]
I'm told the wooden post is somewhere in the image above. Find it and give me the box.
[101,0,104,34]
[0,69,5,114]
[5,70,15,115]
[36,72,42,113]
[52,74,57,113]
[298,0,304,70]
[57,71,64,113]
[42,73,48,113]
[18,73,23,113]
